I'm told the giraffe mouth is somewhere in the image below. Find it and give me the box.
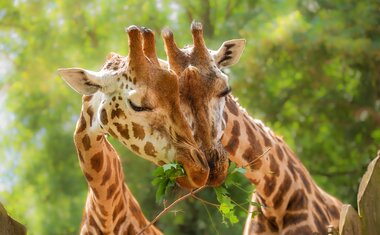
[174,147,210,189]
[203,143,229,187]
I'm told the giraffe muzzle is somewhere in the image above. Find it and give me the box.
[203,143,229,187]
[175,148,210,189]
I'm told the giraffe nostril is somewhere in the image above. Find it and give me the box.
[204,144,229,187]
[192,149,208,168]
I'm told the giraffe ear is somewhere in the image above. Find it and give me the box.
[57,68,117,95]
[213,39,246,69]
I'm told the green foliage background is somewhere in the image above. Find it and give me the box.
[0,0,379,234]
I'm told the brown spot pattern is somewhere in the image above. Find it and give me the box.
[244,119,263,156]
[313,201,329,225]
[92,188,99,198]
[313,212,325,233]
[114,214,126,234]
[86,107,94,127]
[100,109,108,125]
[262,131,272,146]
[99,204,108,217]
[293,225,313,234]
[84,172,93,181]
[288,157,299,181]
[83,95,93,102]
[112,197,125,221]
[250,212,267,233]
[267,216,279,232]
[88,215,101,233]
[226,95,239,116]
[282,212,308,228]
[114,123,130,140]
[269,154,280,177]
[108,128,117,138]
[107,183,117,200]
[144,142,157,157]
[224,121,240,155]
[132,122,145,140]
[101,159,111,186]
[242,147,262,171]
[263,175,276,197]
[129,198,146,227]
[298,170,312,194]
[272,173,292,209]
[82,134,91,151]
[231,120,240,136]
[315,191,324,202]
[131,144,140,154]
[111,108,126,119]
[276,145,284,160]
[78,150,84,163]
[77,114,86,133]
[224,136,239,156]
[287,189,308,211]
[223,110,228,123]
[91,151,104,172]
[329,205,340,219]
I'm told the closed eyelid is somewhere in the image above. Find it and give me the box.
[218,86,232,97]
[128,99,152,112]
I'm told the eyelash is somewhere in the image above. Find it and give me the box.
[128,100,152,112]
[218,86,232,97]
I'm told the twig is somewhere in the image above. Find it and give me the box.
[201,200,220,235]
[137,186,206,235]
[191,194,219,207]
[242,147,271,169]
[229,197,250,213]
[231,182,254,194]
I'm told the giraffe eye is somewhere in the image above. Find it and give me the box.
[128,100,152,112]
[218,86,232,97]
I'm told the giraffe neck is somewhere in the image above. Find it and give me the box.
[221,95,342,234]
[74,95,161,234]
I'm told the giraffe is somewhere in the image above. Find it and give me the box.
[162,22,342,234]
[73,96,161,234]
[58,26,231,189]
[57,26,227,234]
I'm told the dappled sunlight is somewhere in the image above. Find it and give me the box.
[268,11,309,45]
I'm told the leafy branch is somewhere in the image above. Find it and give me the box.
[151,163,186,203]
[137,185,206,235]
[145,151,271,232]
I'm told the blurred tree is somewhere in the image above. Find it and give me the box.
[0,0,379,234]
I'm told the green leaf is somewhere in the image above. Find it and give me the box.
[151,177,162,186]
[152,162,186,203]
[250,201,265,208]
[162,163,178,172]
[227,161,237,174]
[155,178,169,203]
[219,202,232,214]
[235,167,247,174]
[153,166,164,177]
[227,214,239,224]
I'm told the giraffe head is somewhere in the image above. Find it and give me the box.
[58,26,211,189]
[161,22,245,186]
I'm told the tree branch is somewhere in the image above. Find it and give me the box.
[243,147,271,169]
[137,186,207,235]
